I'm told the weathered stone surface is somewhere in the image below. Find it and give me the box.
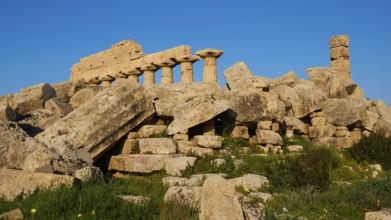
[284,116,309,134]
[365,209,391,220]
[330,46,350,59]
[308,125,336,138]
[254,130,283,145]
[238,195,266,220]
[0,169,76,201]
[223,61,269,90]
[36,79,155,161]
[137,125,167,138]
[9,83,56,116]
[193,135,222,148]
[74,166,104,182]
[164,157,197,176]
[0,208,23,220]
[230,126,250,139]
[162,174,227,187]
[330,35,349,48]
[269,71,299,88]
[108,154,176,173]
[167,95,229,135]
[18,109,59,136]
[287,145,304,152]
[138,138,176,155]
[306,67,334,91]
[257,121,272,130]
[144,82,222,118]
[229,174,269,192]
[200,175,244,220]
[311,117,326,127]
[0,101,17,122]
[120,139,139,154]
[164,186,202,210]
[44,98,73,117]
[51,79,86,102]
[177,141,214,157]
[249,192,273,203]
[322,98,372,127]
[0,120,56,172]
[69,88,98,109]
[312,137,336,147]
[117,195,150,205]
[224,89,286,123]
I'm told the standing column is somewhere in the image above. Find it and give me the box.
[98,75,114,87]
[155,59,177,84]
[126,68,142,83]
[113,72,128,82]
[196,49,224,83]
[176,55,200,83]
[330,35,351,80]
[140,63,158,85]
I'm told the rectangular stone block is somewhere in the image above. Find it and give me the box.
[108,154,176,173]
[177,141,214,157]
[310,117,326,127]
[254,130,283,145]
[330,46,350,59]
[230,126,250,139]
[138,125,167,138]
[330,59,350,79]
[193,135,222,149]
[257,121,272,130]
[308,125,336,138]
[121,139,139,154]
[138,138,176,154]
[330,35,349,48]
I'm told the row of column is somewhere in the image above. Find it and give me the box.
[87,48,223,86]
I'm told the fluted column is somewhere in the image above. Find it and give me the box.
[177,55,200,83]
[155,59,177,84]
[196,49,224,83]
[140,63,158,85]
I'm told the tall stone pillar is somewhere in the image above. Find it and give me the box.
[156,59,177,84]
[126,68,142,83]
[99,75,114,87]
[140,63,158,85]
[177,55,200,83]
[196,49,224,83]
[330,35,351,80]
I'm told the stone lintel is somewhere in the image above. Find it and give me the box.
[155,59,177,68]
[196,49,224,58]
[176,55,200,63]
[140,63,158,72]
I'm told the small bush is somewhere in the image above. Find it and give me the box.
[347,133,391,170]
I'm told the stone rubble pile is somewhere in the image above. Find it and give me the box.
[1,35,391,219]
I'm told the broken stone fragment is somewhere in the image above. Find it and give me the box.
[0,101,17,121]
[117,195,150,206]
[137,125,167,138]
[164,156,197,176]
[74,166,104,182]
[51,79,86,102]
[230,126,249,139]
[254,130,283,145]
[0,208,24,220]
[69,87,98,109]
[164,186,202,210]
[177,141,214,157]
[138,138,176,155]
[193,135,222,148]
[45,97,73,117]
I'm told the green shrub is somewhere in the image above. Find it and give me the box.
[347,133,391,170]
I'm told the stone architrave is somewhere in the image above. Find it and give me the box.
[176,55,200,83]
[36,79,155,161]
[196,49,224,83]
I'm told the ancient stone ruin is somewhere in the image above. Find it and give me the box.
[1,35,391,219]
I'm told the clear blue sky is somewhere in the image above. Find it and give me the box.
[1,1,390,105]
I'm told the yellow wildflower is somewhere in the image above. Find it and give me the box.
[77,213,82,218]
[31,209,37,214]
[91,210,96,215]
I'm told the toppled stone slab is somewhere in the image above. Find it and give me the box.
[193,135,222,148]
[164,186,202,210]
[164,156,197,176]
[0,101,17,121]
[18,109,59,136]
[69,87,99,109]
[138,138,176,155]
[108,154,177,173]
[200,175,244,220]
[117,195,150,206]
[36,79,155,161]
[0,169,76,201]
[74,166,104,182]
[229,174,269,192]
[177,141,214,157]
[51,79,86,102]
[44,98,73,117]
[223,61,269,91]
[9,83,56,116]
[0,208,23,220]
[167,95,229,135]
[254,130,283,145]
[284,116,309,134]
[365,208,391,220]
[138,125,167,138]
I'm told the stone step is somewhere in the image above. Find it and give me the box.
[108,154,178,173]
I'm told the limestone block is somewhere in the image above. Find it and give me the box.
[173,133,189,141]
[248,192,273,203]
[229,174,269,193]
[0,208,23,220]
[230,126,249,139]
[199,175,244,220]
[167,95,229,135]
[350,128,362,144]
[0,169,76,201]
[336,137,353,148]
[223,61,269,90]
[138,138,176,155]
[365,209,391,220]
[117,195,150,205]
[311,117,326,127]
[269,71,299,88]
[311,111,325,118]
[193,135,222,148]
[330,59,350,79]
[330,46,350,59]
[284,116,309,134]
[330,35,349,48]
[306,67,333,91]
[162,177,189,187]
[177,141,214,157]
[164,156,197,176]
[137,125,167,138]
[45,98,73,117]
[10,83,56,116]
[254,130,283,145]
[51,79,86,102]
[164,186,202,210]
[335,129,351,137]
[36,79,155,161]
[108,154,176,173]
[312,137,336,147]
[69,88,98,109]
[271,123,280,132]
[17,109,59,135]
[126,132,139,139]
[287,145,304,152]
[257,121,272,130]
[74,166,104,182]
[0,101,17,121]
[121,139,139,154]
[308,125,336,138]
